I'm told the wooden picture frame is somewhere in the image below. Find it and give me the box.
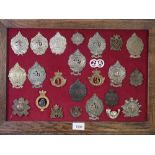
[0,19,155,134]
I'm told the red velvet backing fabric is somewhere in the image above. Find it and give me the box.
[7,28,148,122]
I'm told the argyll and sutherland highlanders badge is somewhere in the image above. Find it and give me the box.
[110,34,123,51]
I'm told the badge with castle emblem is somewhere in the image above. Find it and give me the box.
[35,90,49,112]
[122,97,141,117]
[50,104,63,118]
[110,34,123,51]
[126,33,144,58]
[130,69,143,87]
[71,32,84,46]
[11,31,29,55]
[12,97,30,117]
[8,63,26,88]
[108,61,126,87]
[88,32,106,58]
[30,32,48,55]
[68,49,86,76]
[50,71,66,87]
[28,62,46,88]
[86,94,103,120]
[69,80,86,102]
[88,69,105,86]
[50,32,67,55]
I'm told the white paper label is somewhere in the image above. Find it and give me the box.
[72,122,85,130]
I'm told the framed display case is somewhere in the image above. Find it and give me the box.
[0,19,155,134]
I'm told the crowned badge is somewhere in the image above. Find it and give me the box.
[49,32,67,55]
[88,32,106,58]
[11,31,29,55]
[8,63,26,88]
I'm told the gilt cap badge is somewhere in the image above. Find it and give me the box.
[11,31,29,55]
[88,69,105,86]
[86,94,104,120]
[12,97,30,117]
[8,63,26,88]
[126,33,144,58]
[30,32,48,55]
[49,32,67,55]
[88,32,106,58]
[36,90,49,112]
[69,80,86,102]
[68,49,86,76]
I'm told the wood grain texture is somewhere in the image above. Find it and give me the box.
[0,19,155,134]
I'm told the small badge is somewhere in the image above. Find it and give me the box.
[68,49,86,76]
[122,97,141,117]
[28,62,46,88]
[108,61,126,87]
[69,80,86,102]
[36,90,49,112]
[50,71,66,87]
[11,31,29,55]
[86,94,104,120]
[110,34,123,51]
[89,59,104,68]
[50,104,63,118]
[126,33,144,58]
[12,97,30,117]
[88,32,106,58]
[106,109,120,119]
[104,89,119,106]
[70,106,82,118]
[88,69,105,86]
[49,32,67,55]
[30,32,48,55]
[8,63,26,88]
[130,69,143,87]
[71,32,84,46]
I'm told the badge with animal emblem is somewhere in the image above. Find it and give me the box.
[68,49,86,76]
[28,62,46,88]
[12,97,30,117]
[88,69,105,86]
[8,63,26,88]
[50,104,63,118]
[30,32,48,55]
[88,32,106,58]
[130,69,143,87]
[110,34,123,51]
[70,106,82,118]
[50,71,66,87]
[35,90,49,112]
[108,61,126,87]
[69,80,86,102]
[11,31,29,55]
[106,109,120,119]
[122,97,141,117]
[49,32,67,55]
[126,33,144,58]
[86,94,104,120]
[71,32,84,46]
[104,89,119,106]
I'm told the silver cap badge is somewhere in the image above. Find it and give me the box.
[108,61,126,87]
[11,31,29,55]
[88,32,106,58]
[49,32,67,55]
[106,109,120,119]
[126,33,144,58]
[68,49,86,76]
[86,94,104,120]
[30,32,48,55]
[28,62,46,88]
[8,63,26,88]
[71,32,84,46]
[122,97,141,117]
[12,97,30,117]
